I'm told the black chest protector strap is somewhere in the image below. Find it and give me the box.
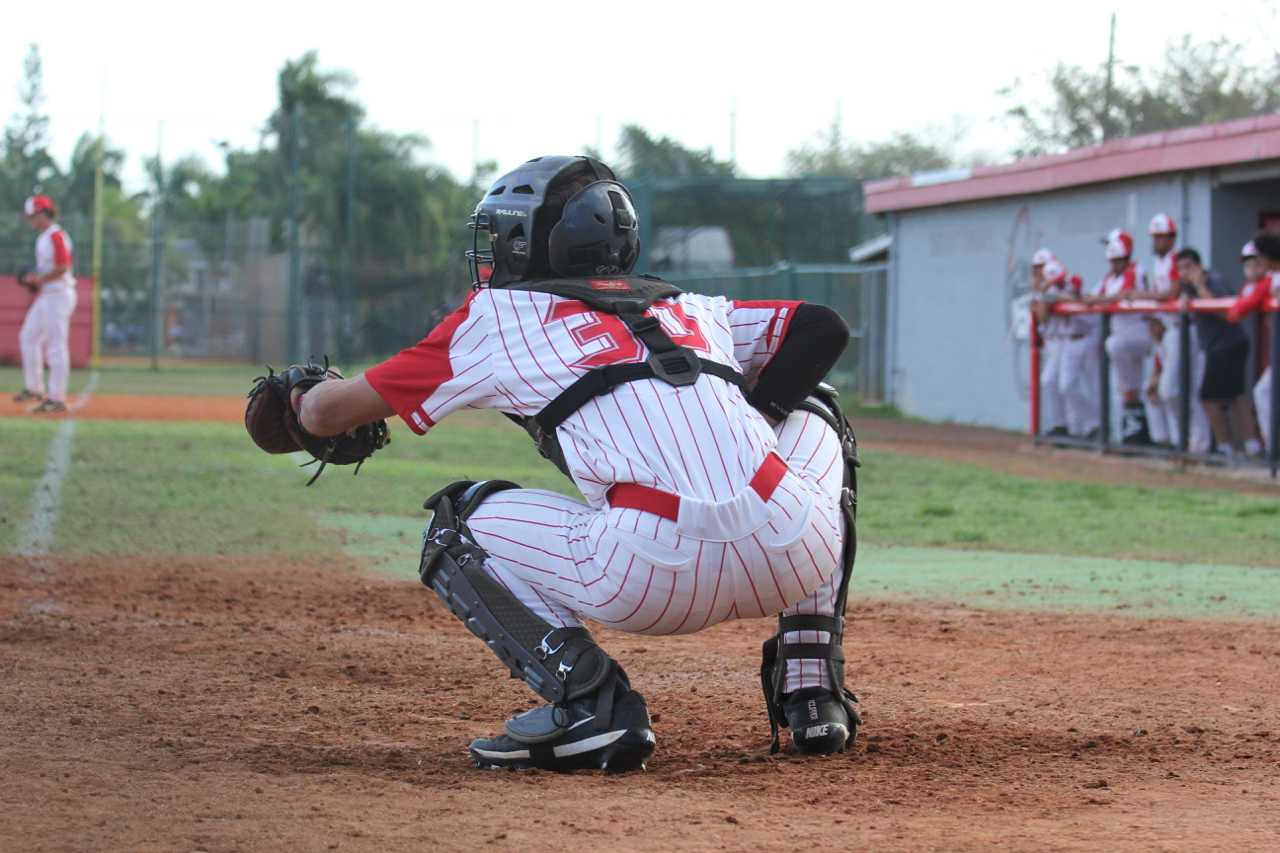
[509,276,749,432]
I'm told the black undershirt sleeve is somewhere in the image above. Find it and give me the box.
[747,302,850,421]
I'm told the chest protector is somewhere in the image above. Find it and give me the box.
[500,275,749,478]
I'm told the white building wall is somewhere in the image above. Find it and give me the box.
[888,173,1210,430]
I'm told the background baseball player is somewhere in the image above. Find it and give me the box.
[15,195,77,414]
[1229,233,1280,451]
[244,155,861,773]
[1034,259,1098,438]
[1084,231,1153,444]
[1142,314,1210,452]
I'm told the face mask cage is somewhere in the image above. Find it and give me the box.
[466,211,496,289]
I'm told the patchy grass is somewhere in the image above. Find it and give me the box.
[858,448,1280,568]
[4,408,1279,568]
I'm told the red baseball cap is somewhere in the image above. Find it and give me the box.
[1148,213,1177,236]
[24,195,54,216]
[1041,260,1067,284]
[1101,228,1134,256]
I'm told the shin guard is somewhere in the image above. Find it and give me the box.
[420,480,618,708]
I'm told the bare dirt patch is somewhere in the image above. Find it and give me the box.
[2,555,1277,852]
[1,393,247,424]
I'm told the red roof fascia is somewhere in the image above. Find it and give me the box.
[864,114,1280,213]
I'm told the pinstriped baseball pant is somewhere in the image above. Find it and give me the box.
[466,409,847,693]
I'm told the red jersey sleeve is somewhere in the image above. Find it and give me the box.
[726,299,802,380]
[1228,277,1270,323]
[364,293,496,434]
[49,229,72,266]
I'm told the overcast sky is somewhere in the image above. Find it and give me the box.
[4,1,1278,196]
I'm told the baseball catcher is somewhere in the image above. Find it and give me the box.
[246,155,860,773]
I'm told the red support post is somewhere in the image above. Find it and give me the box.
[1029,309,1041,436]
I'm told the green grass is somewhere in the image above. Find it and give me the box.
[48,410,576,558]
[0,359,389,399]
[858,449,1280,567]
[4,408,1280,569]
[0,418,62,552]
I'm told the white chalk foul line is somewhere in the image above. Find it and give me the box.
[15,419,77,557]
[69,370,100,411]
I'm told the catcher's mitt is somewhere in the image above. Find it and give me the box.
[245,358,390,486]
[14,269,37,293]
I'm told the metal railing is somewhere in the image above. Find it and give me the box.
[1030,297,1280,475]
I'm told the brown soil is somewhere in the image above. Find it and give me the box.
[3,393,246,424]
[3,399,1279,851]
[3,554,1278,853]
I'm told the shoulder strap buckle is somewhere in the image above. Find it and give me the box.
[646,347,702,387]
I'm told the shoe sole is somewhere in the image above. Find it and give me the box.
[470,728,656,774]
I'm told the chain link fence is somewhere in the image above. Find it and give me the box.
[2,206,887,400]
[665,262,888,401]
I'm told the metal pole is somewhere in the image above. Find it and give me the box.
[287,103,303,365]
[1177,307,1191,454]
[342,105,357,367]
[149,120,164,371]
[90,103,105,370]
[1099,312,1111,447]
[1270,308,1279,477]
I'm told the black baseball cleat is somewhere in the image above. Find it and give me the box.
[469,688,655,774]
[784,686,856,755]
[12,389,42,403]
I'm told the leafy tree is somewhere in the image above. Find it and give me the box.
[1002,35,1280,158]
[2,43,57,196]
[614,124,736,179]
[785,118,955,181]
[612,123,859,267]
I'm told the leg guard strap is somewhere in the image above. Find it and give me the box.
[420,480,617,709]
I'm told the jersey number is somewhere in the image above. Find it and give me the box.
[544,302,710,370]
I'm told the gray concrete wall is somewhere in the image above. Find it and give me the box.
[888,173,1210,430]
[1210,177,1280,293]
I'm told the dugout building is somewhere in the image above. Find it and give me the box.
[864,115,1280,430]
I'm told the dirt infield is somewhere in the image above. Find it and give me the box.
[3,555,1278,852]
[3,393,247,423]
[3,397,1279,851]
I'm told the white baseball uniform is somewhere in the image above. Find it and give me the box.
[20,223,78,402]
[1039,275,1099,437]
[366,288,846,693]
[1093,261,1152,395]
[1148,321,1211,452]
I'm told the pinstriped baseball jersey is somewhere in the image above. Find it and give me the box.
[366,288,802,508]
[366,285,846,690]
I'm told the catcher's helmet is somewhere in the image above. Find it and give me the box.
[547,181,640,278]
[467,155,639,288]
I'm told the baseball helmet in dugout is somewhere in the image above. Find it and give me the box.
[466,155,631,288]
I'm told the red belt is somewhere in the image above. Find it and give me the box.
[606,453,789,522]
